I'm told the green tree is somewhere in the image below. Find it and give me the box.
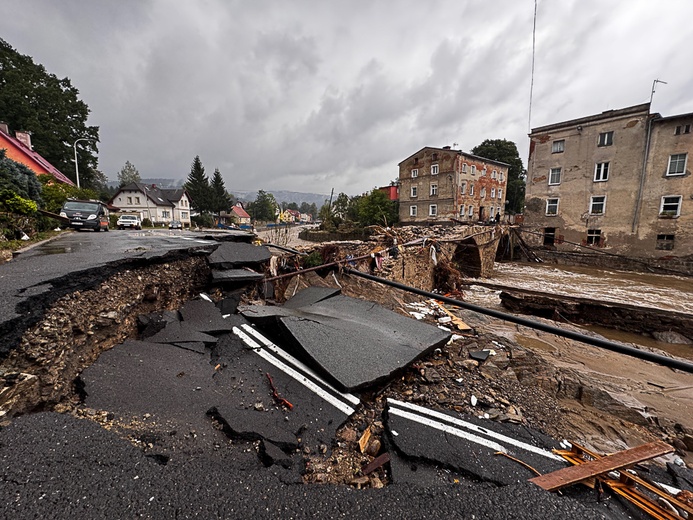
[184,156,211,213]
[117,161,141,187]
[209,168,232,214]
[332,192,351,221]
[0,38,100,187]
[470,139,526,214]
[356,189,398,227]
[251,190,278,222]
[38,175,99,213]
[0,149,42,204]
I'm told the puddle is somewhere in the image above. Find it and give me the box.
[36,246,73,255]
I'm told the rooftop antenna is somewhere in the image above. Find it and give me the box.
[650,79,667,105]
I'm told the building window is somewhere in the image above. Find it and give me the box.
[410,205,418,217]
[135,197,141,204]
[546,198,559,215]
[480,187,486,198]
[127,197,132,204]
[586,229,602,246]
[598,131,614,147]
[411,169,418,178]
[482,168,487,176]
[471,165,476,175]
[552,140,565,153]
[470,184,474,196]
[594,162,610,182]
[459,205,465,216]
[430,183,438,196]
[429,204,437,216]
[462,163,468,173]
[491,187,496,198]
[431,153,438,161]
[410,186,417,198]
[460,182,467,195]
[543,227,556,246]
[468,205,474,217]
[549,167,562,185]
[431,164,439,175]
[590,195,606,215]
[181,212,188,219]
[497,189,502,200]
[162,210,170,218]
[499,172,504,182]
[675,125,691,135]
[656,234,675,250]
[660,195,682,217]
[667,153,687,176]
[491,169,497,179]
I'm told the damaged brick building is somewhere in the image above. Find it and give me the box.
[524,103,693,260]
[398,146,510,225]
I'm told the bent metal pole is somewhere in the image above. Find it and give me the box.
[343,267,693,374]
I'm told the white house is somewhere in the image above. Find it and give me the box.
[110,183,192,227]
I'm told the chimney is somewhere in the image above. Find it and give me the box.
[0,122,8,136]
[15,130,32,150]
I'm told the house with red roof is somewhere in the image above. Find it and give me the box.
[0,122,75,185]
[230,203,251,225]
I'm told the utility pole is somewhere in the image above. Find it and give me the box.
[72,138,96,189]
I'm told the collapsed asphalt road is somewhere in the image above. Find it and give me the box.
[1,231,692,519]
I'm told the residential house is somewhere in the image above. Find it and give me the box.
[109,183,192,227]
[524,103,693,258]
[222,203,251,227]
[378,185,399,201]
[398,146,509,224]
[0,122,74,185]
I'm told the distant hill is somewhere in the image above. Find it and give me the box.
[107,178,186,189]
[230,190,330,207]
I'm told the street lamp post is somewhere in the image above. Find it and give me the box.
[73,138,96,188]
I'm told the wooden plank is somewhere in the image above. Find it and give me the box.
[529,440,673,491]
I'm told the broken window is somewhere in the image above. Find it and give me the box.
[411,186,417,198]
[549,167,562,185]
[594,162,609,182]
[543,227,556,246]
[589,195,606,215]
[409,205,417,217]
[552,140,565,153]
[431,164,439,175]
[430,183,438,196]
[587,229,602,245]
[598,131,614,146]
[656,234,675,250]
[667,153,687,176]
[660,195,682,216]
[411,169,418,178]
[546,198,559,215]
[429,204,437,216]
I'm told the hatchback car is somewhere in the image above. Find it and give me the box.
[169,220,183,230]
[117,215,142,230]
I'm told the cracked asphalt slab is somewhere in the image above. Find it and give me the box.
[0,232,652,518]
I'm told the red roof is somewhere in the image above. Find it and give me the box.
[0,130,75,185]
[231,205,250,219]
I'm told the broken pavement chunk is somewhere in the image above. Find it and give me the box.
[211,269,264,283]
[207,242,272,268]
[147,321,218,345]
[469,350,490,362]
[179,299,234,334]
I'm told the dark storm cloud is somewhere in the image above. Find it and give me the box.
[2,0,692,195]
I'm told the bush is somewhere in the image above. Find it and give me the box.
[191,213,214,228]
[141,218,152,228]
[0,189,38,215]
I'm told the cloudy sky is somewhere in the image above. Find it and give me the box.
[2,0,693,196]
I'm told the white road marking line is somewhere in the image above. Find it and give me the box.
[232,327,356,416]
[388,407,507,453]
[240,324,360,406]
[388,398,564,461]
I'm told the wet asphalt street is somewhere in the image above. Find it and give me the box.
[0,231,636,519]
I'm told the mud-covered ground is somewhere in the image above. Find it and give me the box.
[1,234,691,490]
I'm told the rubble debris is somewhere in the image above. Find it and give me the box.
[362,453,390,475]
[207,242,272,268]
[240,289,451,392]
[147,321,218,345]
[211,269,265,283]
[179,299,234,334]
[384,398,565,486]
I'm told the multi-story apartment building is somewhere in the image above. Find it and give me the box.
[524,103,693,258]
[398,146,509,224]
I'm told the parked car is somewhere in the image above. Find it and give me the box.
[60,200,110,232]
[169,220,183,230]
[117,214,142,230]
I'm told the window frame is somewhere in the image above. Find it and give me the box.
[659,195,682,217]
[431,164,439,175]
[410,186,418,198]
[586,229,602,246]
[469,184,474,196]
[546,198,559,215]
[430,183,438,196]
[594,162,610,182]
[460,182,467,195]
[552,140,565,153]
[589,195,606,215]
[459,204,465,216]
[667,153,687,176]
[656,234,675,250]
[597,131,614,147]
[471,165,476,175]
[468,205,474,217]
[549,167,562,185]
[409,205,418,217]
[411,169,418,178]
[429,204,438,217]
[491,187,496,198]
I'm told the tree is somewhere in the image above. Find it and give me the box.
[0,149,42,204]
[0,38,100,187]
[184,156,211,213]
[209,168,232,214]
[470,139,526,214]
[117,161,141,187]
[356,189,398,227]
[251,190,278,222]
